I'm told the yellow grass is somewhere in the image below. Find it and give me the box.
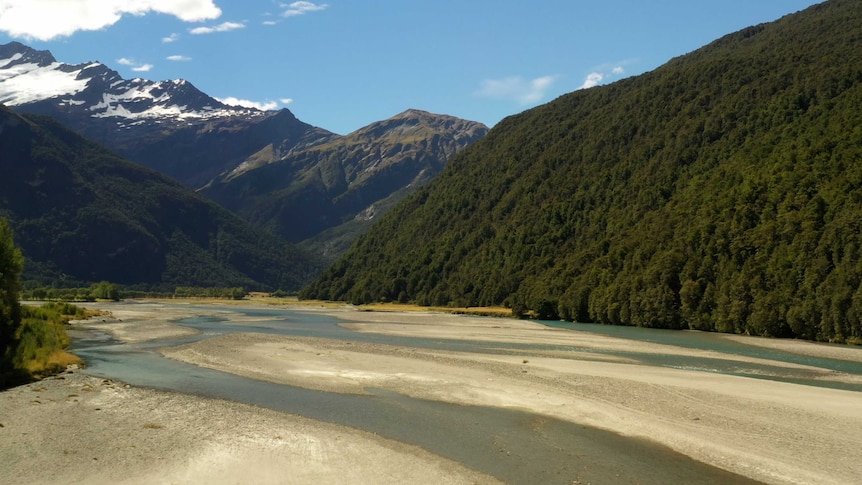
[81,308,110,319]
[139,295,514,318]
[25,350,83,377]
[357,302,514,317]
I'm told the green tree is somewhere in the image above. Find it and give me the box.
[90,281,120,301]
[0,218,24,387]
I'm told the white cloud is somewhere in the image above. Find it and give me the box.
[217,97,280,111]
[263,20,278,26]
[117,57,153,72]
[476,75,559,105]
[578,64,628,90]
[189,21,245,35]
[282,1,328,17]
[279,98,293,105]
[578,72,604,90]
[0,0,221,41]
[166,55,191,62]
[162,33,180,43]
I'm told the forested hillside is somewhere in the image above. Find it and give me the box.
[302,0,862,342]
[0,106,323,290]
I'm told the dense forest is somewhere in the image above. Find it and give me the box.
[0,106,324,291]
[302,0,862,343]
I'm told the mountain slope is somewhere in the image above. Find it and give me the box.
[302,0,862,342]
[0,42,489,253]
[202,109,488,255]
[0,41,331,188]
[0,105,323,290]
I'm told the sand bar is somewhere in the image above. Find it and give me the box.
[70,301,202,342]
[164,306,862,485]
[0,368,498,485]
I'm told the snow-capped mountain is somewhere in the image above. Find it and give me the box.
[0,41,263,126]
[0,41,488,254]
[0,41,328,188]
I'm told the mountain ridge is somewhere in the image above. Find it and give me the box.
[201,108,488,256]
[2,42,488,253]
[0,40,329,188]
[0,104,323,290]
[0,41,263,121]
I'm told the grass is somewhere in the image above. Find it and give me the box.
[12,302,92,381]
[141,294,515,317]
[356,302,513,317]
[23,351,82,377]
[248,296,514,317]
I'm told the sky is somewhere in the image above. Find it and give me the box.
[0,0,824,135]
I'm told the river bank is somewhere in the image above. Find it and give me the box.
[3,300,861,484]
[0,369,496,485]
[163,303,862,485]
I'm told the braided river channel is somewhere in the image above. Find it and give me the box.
[68,301,862,484]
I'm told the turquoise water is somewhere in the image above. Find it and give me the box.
[149,304,862,391]
[540,320,862,390]
[70,302,834,484]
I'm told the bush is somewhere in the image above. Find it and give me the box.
[8,303,84,382]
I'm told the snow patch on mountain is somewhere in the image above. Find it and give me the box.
[0,61,90,105]
[0,42,269,123]
[0,53,23,68]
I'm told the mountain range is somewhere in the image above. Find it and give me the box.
[0,42,488,258]
[0,105,323,290]
[0,41,300,187]
[302,0,862,343]
[201,108,488,257]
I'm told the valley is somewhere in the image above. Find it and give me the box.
[2,2,862,484]
[0,42,488,261]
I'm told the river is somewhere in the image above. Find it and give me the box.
[68,301,862,484]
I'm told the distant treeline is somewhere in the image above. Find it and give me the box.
[21,281,120,302]
[172,286,246,299]
[20,284,251,301]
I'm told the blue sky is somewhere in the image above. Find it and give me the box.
[0,0,823,134]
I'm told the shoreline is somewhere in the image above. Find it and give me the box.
[162,330,862,485]
[5,300,862,484]
[0,368,497,485]
[164,303,862,485]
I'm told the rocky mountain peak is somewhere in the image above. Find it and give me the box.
[0,41,266,125]
[0,41,56,68]
[353,109,488,142]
